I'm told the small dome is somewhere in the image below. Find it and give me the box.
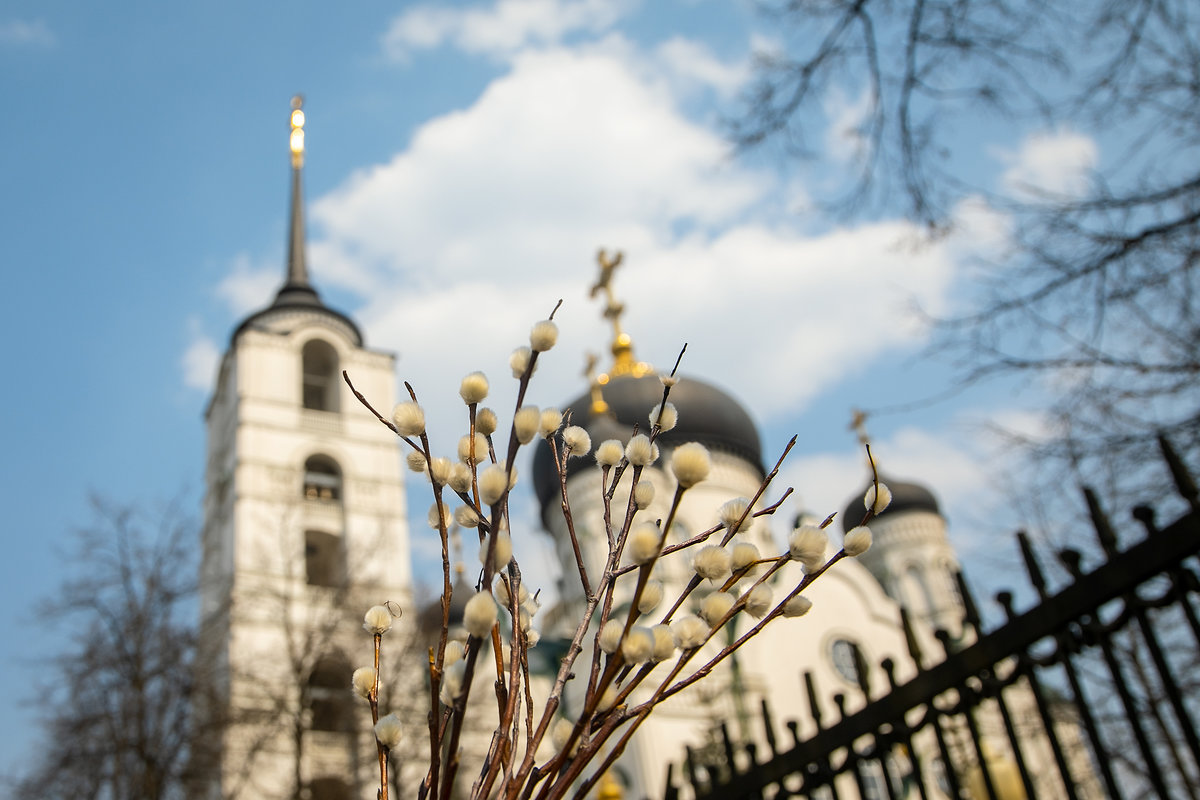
[532,374,765,526]
[841,474,941,533]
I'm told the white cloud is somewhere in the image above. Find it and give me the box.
[182,335,220,391]
[382,0,631,61]
[654,37,747,98]
[999,129,1098,200]
[0,19,55,48]
[216,254,279,317]
[301,43,969,452]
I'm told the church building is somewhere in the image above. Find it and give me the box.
[195,99,1071,800]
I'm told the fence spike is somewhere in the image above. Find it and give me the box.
[1017,530,1049,599]
[1083,486,1120,556]
[760,699,778,757]
[899,606,925,667]
[955,568,982,634]
[804,671,824,731]
[1159,433,1200,511]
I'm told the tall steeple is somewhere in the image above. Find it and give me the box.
[232,97,362,346]
[273,95,322,308]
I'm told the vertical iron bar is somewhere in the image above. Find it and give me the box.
[1018,656,1082,800]
[834,694,869,800]
[1085,489,1200,785]
[957,680,1000,800]
[929,702,965,800]
[1060,547,1172,799]
[881,659,930,800]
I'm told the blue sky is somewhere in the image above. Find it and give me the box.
[0,0,1100,778]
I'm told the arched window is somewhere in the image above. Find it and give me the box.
[308,655,352,732]
[302,339,339,412]
[308,777,351,800]
[303,455,341,502]
[305,530,345,588]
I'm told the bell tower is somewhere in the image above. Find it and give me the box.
[195,98,411,800]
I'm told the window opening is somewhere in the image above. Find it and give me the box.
[302,340,339,412]
[303,455,341,502]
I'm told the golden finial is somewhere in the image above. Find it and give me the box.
[583,352,609,414]
[589,248,651,380]
[289,95,306,168]
[597,771,623,800]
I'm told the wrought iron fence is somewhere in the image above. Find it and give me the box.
[667,436,1200,800]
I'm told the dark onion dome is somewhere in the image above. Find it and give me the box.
[840,474,941,533]
[532,374,765,527]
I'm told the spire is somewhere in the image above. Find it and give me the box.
[273,95,322,308]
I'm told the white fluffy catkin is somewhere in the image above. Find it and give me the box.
[510,346,532,378]
[649,402,678,432]
[625,434,658,467]
[363,605,392,634]
[457,432,489,465]
[599,619,624,654]
[693,545,733,581]
[391,401,425,436]
[463,592,497,638]
[718,498,751,533]
[633,481,655,509]
[374,714,404,749]
[476,407,498,436]
[352,667,376,699]
[448,462,472,494]
[621,627,655,663]
[844,526,873,556]
[479,532,513,569]
[459,371,489,404]
[782,595,813,618]
[628,522,662,565]
[789,525,827,572]
[651,624,676,661]
[865,482,892,513]
[743,585,773,619]
[539,407,563,439]
[479,464,509,506]
[595,439,624,467]
[701,591,736,627]
[670,442,712,489]
[672,615,709,649]
[731,541,760,573]
[513,406,540,444]
[529,320,558,352]
[562,425,591,456]
[638,579,664,614]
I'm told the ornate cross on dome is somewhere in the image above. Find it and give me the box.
[849,407,871,447]
[590,249,627,339]
[588,248,651,380]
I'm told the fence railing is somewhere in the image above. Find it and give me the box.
[667,436,1200,800]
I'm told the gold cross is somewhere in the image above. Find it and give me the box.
[849,407,871,447]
